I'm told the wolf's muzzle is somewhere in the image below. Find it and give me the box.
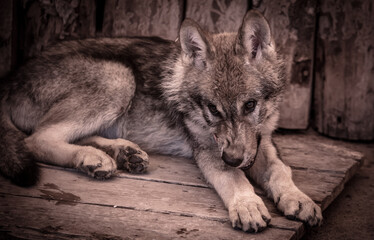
[222,151,243,167]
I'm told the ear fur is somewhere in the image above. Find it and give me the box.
[179,19,211,69]
[237,10,273,60]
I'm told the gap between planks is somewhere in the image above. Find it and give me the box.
[0,194,297,240]
[0,165,302,231]
[0,133,364,240]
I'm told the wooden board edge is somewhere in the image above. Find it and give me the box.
[0,193,298,240]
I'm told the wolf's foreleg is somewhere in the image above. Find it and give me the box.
[248,135,323,226]
[195,150,271,232]
[77,136,148,173]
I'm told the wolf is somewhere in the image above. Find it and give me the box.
[0,10,322,232]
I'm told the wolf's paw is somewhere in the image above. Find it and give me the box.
[228,194,271,233]
[109,140,149,174]
[277,191,322,227]
[76,147,117,179]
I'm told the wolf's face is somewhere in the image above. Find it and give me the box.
[167,11,285,169]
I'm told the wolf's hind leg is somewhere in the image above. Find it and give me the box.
[18,60,136,180]
[77,136,149,173]
[25,123,117,179]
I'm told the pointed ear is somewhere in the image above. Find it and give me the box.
[237,10,274,60]
[179,19,211,69]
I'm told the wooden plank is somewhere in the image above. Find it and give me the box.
[118,133,362,214]
[0,132,364,239]
[0,0,13,78]
[102,0,183,40]
[313,0,374,140]
[292,169,344,210]
[121,156,352,212]
[185,0,248,33]
[21,0,96,58]
[252,0,317,129]
[0,166,298,228]
[273,133,363,173]
[0,194,296,240]
[118,134,363,195]
[118,154,210,188]
[119,155,349,211]
[117,155,350,212]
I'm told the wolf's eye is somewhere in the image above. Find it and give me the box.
[208,104,220,116]
[244,100,257,114]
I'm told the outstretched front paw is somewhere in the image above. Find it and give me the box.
[228,194,271,232]
[277,191,322,226]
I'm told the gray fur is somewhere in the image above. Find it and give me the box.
[0,10,322,231]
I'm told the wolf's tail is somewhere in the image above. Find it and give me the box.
[0,95,39,186]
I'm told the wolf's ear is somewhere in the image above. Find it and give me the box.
[237,10,273,60]
[179,19,211,69]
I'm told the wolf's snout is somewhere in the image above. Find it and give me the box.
[222,151,243,167]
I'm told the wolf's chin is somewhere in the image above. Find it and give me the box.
[238,145,260,170]
[238,156,256,170]
[239,159,256,170]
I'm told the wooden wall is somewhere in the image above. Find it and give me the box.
[15,0,96,59]
[313,0,374,140]
[0,0,13,78]
[102,0,183,40]
[0,0,372,140]
[185,0,248,33]
[252,0,317,130]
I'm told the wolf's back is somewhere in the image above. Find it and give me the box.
[0,94,39,186]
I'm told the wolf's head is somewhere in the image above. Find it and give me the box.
[164,10,285,169]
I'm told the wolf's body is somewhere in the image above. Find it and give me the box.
[0,11,322,232]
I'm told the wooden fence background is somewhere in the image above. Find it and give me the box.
[0,0,373,140]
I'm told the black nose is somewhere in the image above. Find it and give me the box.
[222,151,242,167]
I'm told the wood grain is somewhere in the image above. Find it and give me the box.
[0,132,364,239]
[102,0,183,40]
[0,164,301,225]
[252,0,317,129]
[0,0,13,77]
[21,0,96,58]
[274,133,362,173]
[313,0,374,140]
[0,194,297,240]
[185,0,248,33]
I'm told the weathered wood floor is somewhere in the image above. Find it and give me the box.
[0,132,364,240]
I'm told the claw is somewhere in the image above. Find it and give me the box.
[277,193,323,227]
[262,215,271,224]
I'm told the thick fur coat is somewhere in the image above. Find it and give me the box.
[0,11,322,232]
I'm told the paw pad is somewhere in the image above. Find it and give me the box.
[116,146,149,174]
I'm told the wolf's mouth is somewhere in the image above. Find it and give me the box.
[239,159,256,170]
[239,136,261,170]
